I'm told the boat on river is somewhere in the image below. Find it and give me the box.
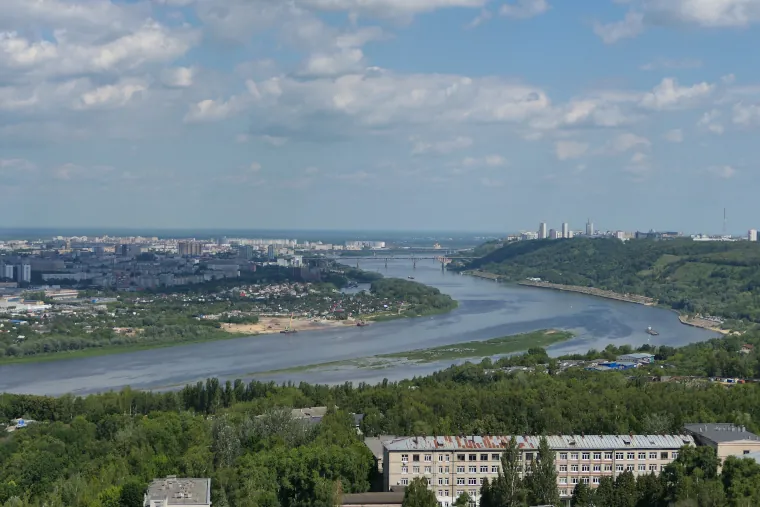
[646,326,659,336]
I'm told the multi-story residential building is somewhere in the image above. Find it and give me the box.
[381,434,695,507]
[538,222,547,239]
[561,222,570,239]
[586,219,595,237]
[177,242,203,257]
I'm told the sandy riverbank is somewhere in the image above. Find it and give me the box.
[220,317,355,335]
[678,315,734,335]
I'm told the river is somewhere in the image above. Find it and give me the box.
[0,257,717,396]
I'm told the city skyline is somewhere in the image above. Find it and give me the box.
[2,0,760,231]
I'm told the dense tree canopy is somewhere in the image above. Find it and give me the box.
[464,237,760,323]
[4,333,760,506]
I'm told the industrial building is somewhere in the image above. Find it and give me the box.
[380,434,694,506]
[144,476,211,507]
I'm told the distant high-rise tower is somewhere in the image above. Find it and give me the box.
[562,222,570,239]
[538,222,548,239]
[586,219,594,237]
[749,229,758,242]
[267,244,276,260]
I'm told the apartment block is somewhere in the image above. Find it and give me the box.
[381,434,695,507]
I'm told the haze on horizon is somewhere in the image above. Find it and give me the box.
[2,0,759,233]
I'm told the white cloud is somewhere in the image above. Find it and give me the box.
[262,135,289,146]
[78,80,147,109]
[609,132,650,152]
[595,0,760,43]
[733,102,760,126]
[0,23,198,79]
[304,166,319,174]
[250,162,262,172]
[184,96,247,123]
[645,0,760,28]
[161,67,195,88]
[697,109,724,134]
[0,158,36,176]
[639,78,713,110]
[412,136,473,155]
[664,128,684,143]
[466,9,493,28]
[594,12,644,44]
[707,165,736,179]
[300,48,366,77]
[458,154,507,168]
[555,141,588,160]
[499,0,550,19]
[299,0,486,17]
[630,151,648,164]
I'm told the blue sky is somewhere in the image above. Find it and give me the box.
[2,0,760,234]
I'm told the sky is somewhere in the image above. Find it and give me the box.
[2,0,760,234]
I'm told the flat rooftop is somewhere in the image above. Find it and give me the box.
[684,423,760,444]
[384,434,695,452]
[146,477,211,505]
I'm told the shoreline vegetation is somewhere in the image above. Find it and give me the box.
[516,279,657,305]
[252,329,573,375]
[1,266,458,366]
[459,238,760,334]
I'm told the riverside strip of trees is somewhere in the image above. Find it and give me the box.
[464,237,760,325]
[5,331,760,506]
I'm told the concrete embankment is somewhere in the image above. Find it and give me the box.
[465,270,502,281]
[517,280,657,306]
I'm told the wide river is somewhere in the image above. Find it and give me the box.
[0,258,717,395]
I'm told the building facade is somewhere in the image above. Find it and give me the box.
[684,423,760,465]
[538,222,547,240]
[561,222,570,239]
[382,434,695,507]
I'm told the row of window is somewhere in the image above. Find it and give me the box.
[399,450,679,464]
[401,461,670,475]
[400,477,489,487]
[557,451,678,461]
[401,465,502,474]
[559,464,664,473]
[401,453,502,463]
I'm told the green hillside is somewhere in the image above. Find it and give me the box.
[464,237,760,322]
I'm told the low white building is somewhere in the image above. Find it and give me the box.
[144,476,211,507]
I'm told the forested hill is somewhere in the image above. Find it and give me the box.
[464,238,760,321]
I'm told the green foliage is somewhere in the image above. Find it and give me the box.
[401,477,437,507]
[453,492,472,507]
[369,278,457,315]
[466,237,760,322]
[118,481,144,507]
[526,437,560,506]
[9,334,760,506]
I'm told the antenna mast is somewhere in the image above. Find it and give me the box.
[721,208,728,236]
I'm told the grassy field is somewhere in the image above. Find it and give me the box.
[0,332,249,366]
[251,329,574,376]
[378,329,573,363]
